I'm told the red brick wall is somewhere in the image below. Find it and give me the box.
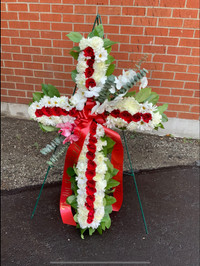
[1,0,199,120]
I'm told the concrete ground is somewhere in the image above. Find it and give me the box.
[1,116,200,265]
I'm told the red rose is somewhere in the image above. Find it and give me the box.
[87,143,96,153]
[86,180,96,188]
[86,186,97,195]
[85,201,94,211]
[90,121,97,135]
[86,195,95,204]
[132,112,142,122]
[119,111,132,123]
[60,109,69,116]
[142,113,152,123]
[85,169,96,180]
[85,78,96,89]
[87,58,95,67]
[51,107,62,116]
[111,109,120,118]
[35,109,43,117]
[85,67,94,78]
[41,107,52,117]
[89,135,97,144]
[69,107,78,117]
[87,160,97,170]
[88,209,95,219]
[84,46,94,57]
[86,151,95,160]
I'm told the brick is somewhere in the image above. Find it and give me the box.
[159,95,180,103]
[1,3,6,11]
[25,77,44,84]
[155,37,179,46]
[1,96,17,103]
[24,62,43,70]
[2,12,18,20]
[54,72,68,79]
[167,47,191,55]
[41,14,61,22]
[160,0,185,7]
[194,90,200,97]
[188,66,200,74]
[40,0,61,2]
[53,56,72,64]
[52,23,72,31]
[186,0,199,8]
[75,5,96,14]
[162,80,184,88]
[20,30,40,38]
[34,71,53,78]
[17,98,32,104]
[173,9,198,18]
[177,56,199,65]
[120,44,142,53]
[13,54,32,61]
[131,36,153,44]
[44,79,64,87]
[190,106,199,113]
[195,30,199,39]
[53,40,72,48]
[64,80,74,87]
[134,17,157,26]
[107,34,129,44]
[122,7,145,16]
[147,79,161,87]
[1,53,12,60]
[1,29,19,37]
[153,55,176,63]
[32,39,51,47]
[171,89,193,97]
[44,64,63,72]
[184,82,199,90]
[169,29,194,38]
[152,71,174,80]
[159,18,183,27]
[103,25,120,34]
[169,104,190,112]
[184,20,200,29]
[164,111,177,117]
[7,3,27,11]
[191,48,199,57]
[30,4,50,12]
[129,53,152,62]
[63,0,85,3]
[1,75,6,82]
[108,52,129,61]
[4,61,23,68]
[145,27,168,36]
[1,89,7,95]
[63,14,84,23]
[7,75,24,83]
[143,45,166,54]
[147,8,172,17]
[22,47,41,54]
[1,37,10,44]
[175,73,198,82]
[178,112,199,120]
[1,68,14,75]
[15,69,33,76]
[164,64,187,72]
[181,97,199,105]
[86,0,108,4]
[110,16,132,25]
[16,83,34,91]
[30,22,50,30]
[142,62,163,71]
[52,5,73,13]
[135,0,159,5]
[98,6,121,15]
[9,21,29,29]
[19,13,39,21]
[151,87,171,95]
[33,55,52,63]
[11,38,30,45]
[1,21,8,28]
[42,48,62,56]
[121,26,143,35]
[1,82,16,89]
[41,31,61,39]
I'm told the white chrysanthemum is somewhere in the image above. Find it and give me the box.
[137,120,152,131]
[95,48,108,63]
[77,60,87,74]
[127,121,137,131]
[140,101,157,114]
[75,73,86,90]
[152,111,162,127]
[57,96,70,109]
[115,97,140,115]
[89,36,104,52]
[40,95,52,107]
[96,124,105,137]
[112,117,128,129]
[79,37,90,50]
[96,163,108,174]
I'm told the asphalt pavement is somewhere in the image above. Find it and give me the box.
[1,166,199,266]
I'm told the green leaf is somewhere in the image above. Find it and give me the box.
[106,159,114,173]
[162,113,168,122]
[93,24,104,38]
[70,51,79,60]
[33,92,44,102]
[67,167,75,177]
[66,195,77,209]
[104,136,116,150]
[103,38,118,48]
[73,164,78,175]
[124,91,136,98]
[97,226,102,235]
[145,92,159,105]
[105,195,117,205]
[106,179,120,190]
[80,228,87,239]
[157,103,168,114]
[135,87,152,103]
[105,46,112,54]
[73,214,78,223]
[39,123,58,132]
[41,84,60,98]
[112,168,119,177]
[105,55,115,65]
[106,64,115,76]
[70,46,80,52]
[66,32,83,43]
[89,228,95,236]
[41,83,49,96]
[71,69,78,83]
[105,172,112,181]
[101,222,106,231]
[105,205,112,214]
[105,215,111,229]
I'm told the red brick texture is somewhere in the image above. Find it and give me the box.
[1,0,199,120]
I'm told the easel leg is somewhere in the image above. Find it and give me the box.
[122,131,149,234]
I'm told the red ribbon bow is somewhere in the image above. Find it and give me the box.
[60,100,124,225]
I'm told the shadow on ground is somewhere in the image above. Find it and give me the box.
[1,166,199,266]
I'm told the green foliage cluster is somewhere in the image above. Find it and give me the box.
[66,135,120,239]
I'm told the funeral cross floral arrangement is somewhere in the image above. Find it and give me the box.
[28,24,168,239]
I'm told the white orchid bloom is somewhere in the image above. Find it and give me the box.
[70,89,87,111]
[139,77,148,90]
[84,86,101,98]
